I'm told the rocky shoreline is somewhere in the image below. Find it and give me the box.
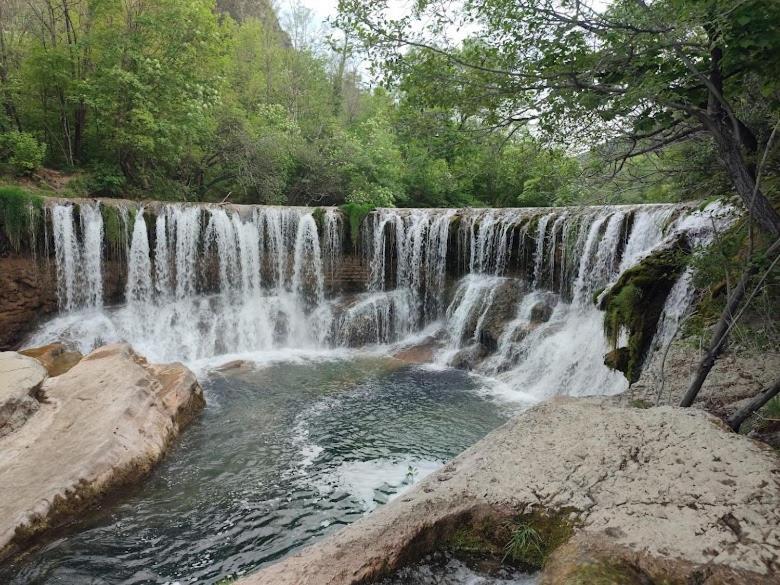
[0,343,204,561]
[237,398,780,585]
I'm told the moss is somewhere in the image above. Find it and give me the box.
[339,202,373,248]
[564,560,650,585]
[445,508,577,572]
[311,207,325,232]
[101,205,124,252]
[629,398,653,409]
[600,240,689,383]
[0,186,44,252]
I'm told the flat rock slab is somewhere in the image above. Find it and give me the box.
[0,351,47,437]
[239,398,780,585]
[0,343,204,559]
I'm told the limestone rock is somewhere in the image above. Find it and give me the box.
[0,352,47,438]
[20,343,82,377]
[237,398,780,585]
[0,343,205,560]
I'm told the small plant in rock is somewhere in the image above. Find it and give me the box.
[503,522,544,565]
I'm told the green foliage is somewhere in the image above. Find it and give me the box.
[0,132,46,176]
[101,205,125,252]
[0,186,44,252]
[445,510,576,571]
[503,524,543,565]
[763,396,780,420]
[340,202,374,247]
[311,207,326,231]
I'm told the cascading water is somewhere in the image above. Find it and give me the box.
[31,200,733,399]
[15,198,738,585]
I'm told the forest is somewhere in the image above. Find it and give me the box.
[2,0,776,214]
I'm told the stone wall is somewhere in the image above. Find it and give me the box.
[0,254,125,351]
[0,256,58,351]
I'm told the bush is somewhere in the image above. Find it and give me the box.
[0,186,44,251]
[86,163,126,196]
[0,131,46,176]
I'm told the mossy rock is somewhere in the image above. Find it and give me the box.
[445,508,577,573]
[339,203,374,249]
[599,238,690,384]
[562,559,655,585]
[603,347,630,374]
[311,207,326,232]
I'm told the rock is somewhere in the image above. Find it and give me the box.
[603,347,630,375]
[529,301,554,324]
[20,343,82,377]
[450,344,488,370]
[392,338,438,364]
[476,279,523,352]
[236,398,780,585]
[0,343,205,560]
[0,352,47,438]
[630,338,780,418]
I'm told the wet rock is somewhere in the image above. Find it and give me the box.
[0,343,204,560]
[237,398,780,585]
[0,352,47,438]
[450,344,488,371]
[476,280,523,352]
[393,338,438,364]
[529,301,553,325]
[20,343,82,377]
[603,347,630,375]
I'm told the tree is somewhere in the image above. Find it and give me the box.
[337,0,780,235]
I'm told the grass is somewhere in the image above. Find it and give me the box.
[339,202,373,248]
[503,523,544,565]
[0,185,44,252]
[445,509,577,572]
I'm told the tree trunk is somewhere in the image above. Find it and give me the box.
[726,378,780,432]
[680,238,780,407]
[700,114,780,239]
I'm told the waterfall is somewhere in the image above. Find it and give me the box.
[52,203,104,310]
[32,200,735,400]
[126,209,153,306]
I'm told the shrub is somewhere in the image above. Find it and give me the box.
[0,186,44,251]
[0,131,46,176]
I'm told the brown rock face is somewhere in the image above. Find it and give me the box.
[236,399,779,585]
[0,254,126,350]
[0,343,205,560]
[0,256,58,351]
[20,343,82,377]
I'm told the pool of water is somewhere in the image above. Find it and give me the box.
[380,553,537,585]
[1,356,518,584]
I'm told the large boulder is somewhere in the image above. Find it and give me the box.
[236,398,780,585]
[0,343,204,560]
[0,352,47,438]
